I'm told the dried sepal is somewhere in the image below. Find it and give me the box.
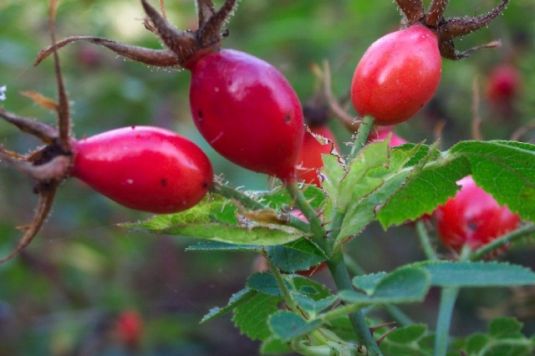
[395,0,424,24]
[0,188,57,264]
[21,91,59,111]
[36,36,181,67]
[425,0,448,28]
[438,0,509,41]
[36,0,240,69]
[0,109,58,143]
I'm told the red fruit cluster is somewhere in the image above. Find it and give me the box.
[435,176,520,251]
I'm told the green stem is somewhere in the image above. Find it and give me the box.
[286,182,327,252]
[433,287,459,356]
[211,181,310,233]
[471,223,535,260]
[328,115,375,248]
[327,254,383,356]
[416,220,438,260]
[349,115,375,161]
[265,253,298,312]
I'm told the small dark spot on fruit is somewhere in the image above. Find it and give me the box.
[160,178,168,187]
[284,114,291,123]
[202,181,209,189]
[198,110,203,118]
[467,221,478,231]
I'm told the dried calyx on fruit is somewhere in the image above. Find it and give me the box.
[395,0,509,60]
[0,1,213,263]
[351,1,509,125]
[36,0,305,182]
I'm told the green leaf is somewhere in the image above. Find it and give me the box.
[267,239,325,273]
[378,154,471,228]
[353,272,387,295]
[414,261,535,288]
[125,199,305,246]
[466,333,489,353]
[247,273,281,297]
[340,267,430,304]
[201,288,256,323]
[260,336,292,355]
[268,311,321,342]
[451,140,535,222]
[232,292,280,341]
[335,141,424,246]
[186,241,261,252]
[288,275,332,300]
[379,324,430,356]
[322,153,346,205]
[387,324,427,344]
[291,292,337,315]
[489,318,524,339]
[256,185,325,210]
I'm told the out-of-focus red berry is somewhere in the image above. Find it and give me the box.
[486,64,521,105]
[435,176,521,252]
[116,311,143,347]
[368,126,408,147]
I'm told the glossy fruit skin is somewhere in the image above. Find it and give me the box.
[116,311,143,347]
[351,24,442,125]
[72,126,213,214]
[435,176,520,251]
[296,126,337,186]
[368,126,407,147]
[486,64,520,105]
[189,49,304,182]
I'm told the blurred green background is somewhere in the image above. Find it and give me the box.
[0,0,534,355]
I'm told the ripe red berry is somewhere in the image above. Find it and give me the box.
[435,176,520,251]
[296,126,337,186]
[368,127,407,147]
[116,310,143,347]
[188,49,304,182]
[351,24,442,125]
[72,126,213,214]
[486,64,520,105]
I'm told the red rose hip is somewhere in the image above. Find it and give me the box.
[351,24,442,125]
[435,176,520,251]
[189,49,304,182]
[72,126,213,214]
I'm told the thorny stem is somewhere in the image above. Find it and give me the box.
[471,223,535,261]
[210,181,310,233]
[416,220,439,260]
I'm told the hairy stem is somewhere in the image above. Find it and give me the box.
[416,221,439,260]
[286,182,327,252]
[434,287,459,356]
[328,254,383,356]
[265,252,298,312]
[471,223,535,260]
